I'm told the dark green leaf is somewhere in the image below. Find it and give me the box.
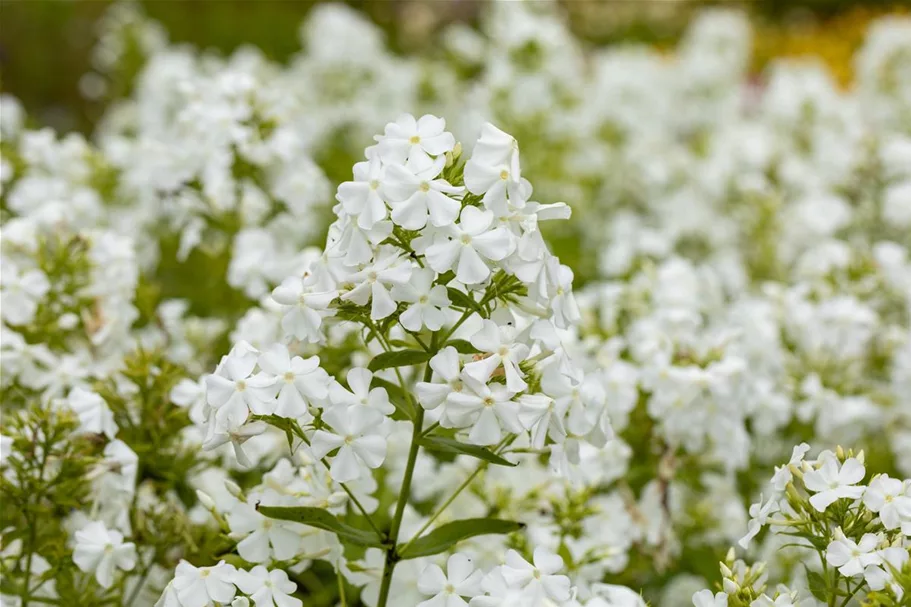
[367,349,432,372]
[399,518,525,559]
[419,436,516,467]
[257,505,388,547]
[446,339,480,355]
[447,287,481,312]
[371,376,416,421]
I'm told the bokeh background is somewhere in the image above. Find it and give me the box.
[1,0,908,135]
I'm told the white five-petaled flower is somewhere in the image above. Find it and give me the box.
[336,156,388,229]
[202,421,268,468]
[384,156,463,230]
[825,529,882,576]
[802,453,865,512]
[463,320,529,392]
[863,475,911,530]
[499,547,571,603]
[72,521,136,589]
[64,387,118,439]
[425,206,515,285]
[376,113,456,169]
[417,553,484,607]
[341,247,413,320]
[738,494,779,549]
[205,344,276,430]
[0,263,50,326]
[271,277,338,344]
[234,566,302,607]
[463,123,523,215]
[391,268,452,332]
[415,346,464,411]
[445,372,522,446]
[692,589,729,607]
[227,501,303,563]
[155,560,238,607]
[329,367,394,416]
[256,344,330,419]
[310,404,388,482]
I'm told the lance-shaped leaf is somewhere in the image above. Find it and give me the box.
[368,349,432,372]
[257,505,388,547]
[445,339,480,355]
[418,436,516,467]
[399,518,525,559]
[447,287,482,312]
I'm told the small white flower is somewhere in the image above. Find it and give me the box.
[310,405,388,482]
[463,320,529,392]
[803,453,865,512]
[341,247,413,320]
[825,529,882,577]
[329,367,394,416]
[693,589,728,607]
[72,521,136,589]
[376,113,455,169]
[499,547,571,603]
[235,566,302,607]
[425,206,515,285]
[64,387,118,439]
[445,372,522,446]
[256,344,330,419]
[0,262,50,326]
[271,278,338,343]
[227,502,303,563]
[863,475,911,530]
[336,156,388,229]
[391,268,452,332]
[384,157,463,230]
[417,553,484,607]
[165,560,238,607]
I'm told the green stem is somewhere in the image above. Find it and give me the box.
[375,407,425,607]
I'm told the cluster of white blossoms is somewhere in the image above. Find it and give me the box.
[166,114,624,607]
[692,446,911,606]
[2,1,911,606]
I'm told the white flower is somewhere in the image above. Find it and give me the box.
[802,453,865,512]
[770,443,811,492]
[203,421,268,468]
[825,530,882,576]
[160,560,238,607]
[463,320,529,392]
[64,387,117,439]
[329,367,394,416]
[864,546,909,597]
[738,494,779,549]
[271,278,338,343]
[391,268,452,332]
[417,553,484,607]
[205,345,276,429]
[72,521,136,589]
[376,113,455,169]
[341,247,413,320]
[415,346,463,411]
[336,156,388,229]
[0,263,50,326]
[499,547,571,603]
[256,344,330,419]
[235,566,301,607]
[693,590,728,607]
[425,206,515,285]
[310,405,387,482]
[227,502,303,563]
[385,157,463,230]
[863,475,911,530]
[445,373,522,446]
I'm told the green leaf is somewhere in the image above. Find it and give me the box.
[257,505,388,547]
[447,287,481,312]
[367,349,432,372]
[399,518,525,559]
[806,569,827,602]
[371,376,416,421]
[419,436,516,467]
[446,339,480,355]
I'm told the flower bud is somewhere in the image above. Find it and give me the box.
[196,490,216,510]
[722,578,739,595]
[720,562,733,578]
[225,479,243,498]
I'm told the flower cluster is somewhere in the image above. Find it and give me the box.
[693,446,911,606]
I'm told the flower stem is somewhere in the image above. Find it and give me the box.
[376,406,425,607]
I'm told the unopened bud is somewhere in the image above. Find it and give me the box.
[225,479,242,498]
[725,547,736,565]
[196,490,216,510]
[836,445,845,460]
[452,141,462,160]
[722,578,739,595]
[444,151,454,168]
[232,597,250,607]
[720,562,733,578]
